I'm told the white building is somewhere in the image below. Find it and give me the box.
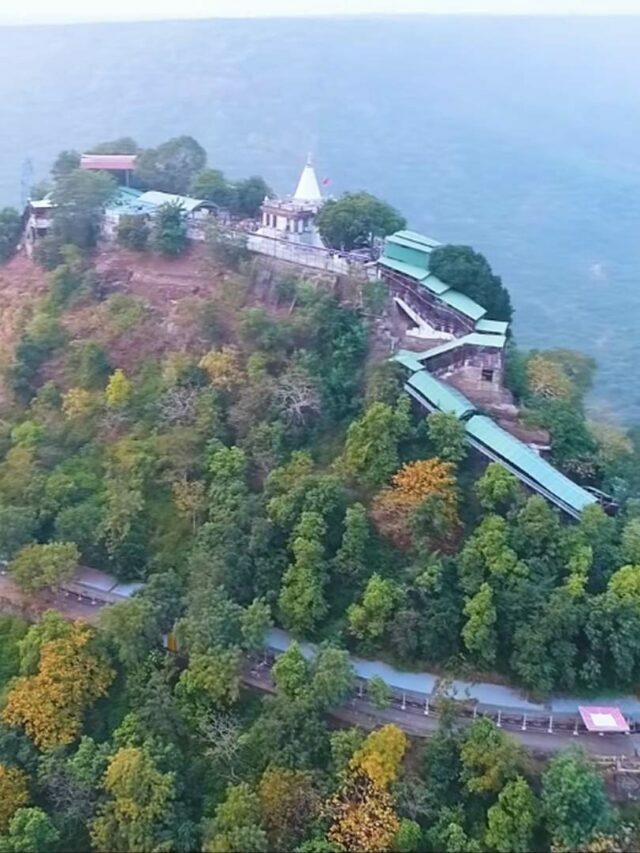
[23,196,55,257]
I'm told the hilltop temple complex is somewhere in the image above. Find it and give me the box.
[19,153,602,518]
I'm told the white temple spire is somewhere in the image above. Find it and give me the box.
[293,154,323,202]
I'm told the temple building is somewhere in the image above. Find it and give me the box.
[256,155,325,247]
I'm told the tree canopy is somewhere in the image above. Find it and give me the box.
[429,244,513,322]
[316,191,406,250]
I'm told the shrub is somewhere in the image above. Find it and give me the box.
[117,215,149,251]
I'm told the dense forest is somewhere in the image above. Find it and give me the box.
[0,137,639,850]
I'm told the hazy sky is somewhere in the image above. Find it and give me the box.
[2,0,640,25]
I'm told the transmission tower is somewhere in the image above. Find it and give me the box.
[20,158,34,208]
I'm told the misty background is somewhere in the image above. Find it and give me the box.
[1,15,639,420]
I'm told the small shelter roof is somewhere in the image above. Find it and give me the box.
[29,196,55,210]
[393,230,441,249]
[476,318,510,335]
[579,706,630,733]
[81,153,137,171]
[406,371,477,419]
[440,289,486,321]
[378,255,431,282]
[137,191,214,213]
[410,333,507,364]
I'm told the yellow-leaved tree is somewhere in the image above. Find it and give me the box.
[105,369,133,410]
[199,346,244,391]
[350,724,408,788]
[0,764,29,830]
[2,622,114,749]
[91,747,175,853]
[526,354,574,401]
[327,725,407,852]
[371,457,459,550]
[62,387,96,420]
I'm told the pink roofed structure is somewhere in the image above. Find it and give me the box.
[579,705,630,734]
[80,153,137,172]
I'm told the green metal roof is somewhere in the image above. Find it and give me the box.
[382,240,431,270]
[393,230,441,249]
[411,333,507,364]
[440,289,486,321]
[465,415,597,516]
[463,332,506,349]
[105,186,155,215]
[378,255,430,282]
[476,318,509,335]
[421,273,450,295]
[393,350,427,372]
[406,371,476,419]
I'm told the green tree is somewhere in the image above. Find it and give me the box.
[152,202,187,255]
[91,747,175,853]
[51,169,116,248]
[474,463,521,514]
[333,503,372,581]
[347,574,402,643]
[88,137,138,154]
[73,341,112,389]
[537,399,599,478]
[117,215,149,250]
[542,749,615,849]
[392,819,422,852]
[462,583,497,668]
[460,719,522,795]
[0,508,37,560]
[176,648,243,718]
[232,176,273,218]
[278,513,328,635]
[203,782,268,853]
[10,542,79,593]
[310,646,354,711]
[485,776,537,852]
[0,808,60,853]
[342,399,410,488]
[426,412,467,464]
[99,598,161,670]
[134,135,206,194]
[0,209,22,262]
[240,599,272,653]
[272,643,310,701]
[0,618,28,690]
[367,675,392,709]
[190,168,236,208]
[621,518,640,565]
[429,244,513,322]
[316,191,406,251]
[51,149,80,180]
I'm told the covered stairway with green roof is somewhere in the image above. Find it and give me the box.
[398,359,597,519]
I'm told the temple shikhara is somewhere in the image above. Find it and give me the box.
[255,155,325,248]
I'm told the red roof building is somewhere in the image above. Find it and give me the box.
[579,705,630,733]
[80,154,137,172]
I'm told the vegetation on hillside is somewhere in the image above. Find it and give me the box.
[0,140,639,850]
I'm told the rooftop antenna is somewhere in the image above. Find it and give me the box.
[20,158,34,208]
